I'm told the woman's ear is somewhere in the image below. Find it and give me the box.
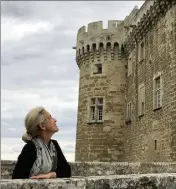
[39,123,46,131]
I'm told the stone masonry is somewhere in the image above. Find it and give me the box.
[2,160,176,179]
[2,174,176,189]
[75,0,176,162]
[75,19,127,162]
[1,161,176,189]
[124,0,176,162]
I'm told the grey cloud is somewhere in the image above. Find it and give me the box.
[1,106,77,139]
[1,1,64,21]
[1,118,25,138]
[2,25,76,62]
[1,1,35,19]
[2,22,78,89]
[1,117,76,140]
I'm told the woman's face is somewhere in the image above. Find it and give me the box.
[44,111,59,133]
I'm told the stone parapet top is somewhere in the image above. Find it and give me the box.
[3,160,176,166]
[124,0,176,53]
[2,160,176,179]
[1,173,176,189]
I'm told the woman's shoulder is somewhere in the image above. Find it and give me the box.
[22,141,36,153]
[51,139,62,150]
[17,140,37,161]
[51,139,59,146]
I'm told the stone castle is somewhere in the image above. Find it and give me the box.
[1,1,176,188]
[75,0,176,162]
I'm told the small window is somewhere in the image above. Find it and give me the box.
[141,102,145,115]
[138,41,145,62]
[126,102,132,122]
[89,97,104,122]
[128,57,132,76]
[153,75,162,110]
[93,64,102,74]
[138,84,145,116]
[154,140,157,150]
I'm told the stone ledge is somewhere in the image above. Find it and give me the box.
[1,173,176,189]
[2,161,176,179]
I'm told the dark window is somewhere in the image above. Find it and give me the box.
[154,140,157,150]
[93,64,102,74]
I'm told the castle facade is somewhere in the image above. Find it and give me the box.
[75,0,176,162]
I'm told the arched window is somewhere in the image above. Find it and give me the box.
[114,42,119,56]
[92,43,96,53]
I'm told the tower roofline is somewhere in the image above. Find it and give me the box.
[77,20,124,35]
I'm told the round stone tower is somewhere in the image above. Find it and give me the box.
[75,21,127,162]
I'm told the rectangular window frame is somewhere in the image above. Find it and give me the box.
[138,40,145,63]
[138,84,145,117]
[126,101,132,123]
[93,63,103,75]
[127,56,132,76]
[153,72,162,110]
[88,97,104,123]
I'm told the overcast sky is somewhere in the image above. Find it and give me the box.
[1,1,144,162]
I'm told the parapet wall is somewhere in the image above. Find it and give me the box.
[77,20,123,37]
[124,1,154,28]
[2,160,176,179]
[76,20,124,62]
[123,0,154,41]
[2,161,176,188]
[2,174,176,189]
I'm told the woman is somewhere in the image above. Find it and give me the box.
[12,107,71,179]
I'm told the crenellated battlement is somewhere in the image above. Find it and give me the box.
[77,20,123,35]
[76,20,125,67]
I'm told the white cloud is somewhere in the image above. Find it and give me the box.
[1,88,78,120]
[1,18,54,43]
[1,138,75,162]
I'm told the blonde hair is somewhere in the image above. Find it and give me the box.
[22,107,48,143]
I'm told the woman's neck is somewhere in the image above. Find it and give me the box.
[39,133,52,145]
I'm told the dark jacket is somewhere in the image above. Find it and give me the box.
[12,139,71,179]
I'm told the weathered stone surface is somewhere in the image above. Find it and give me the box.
[71,162,176,177]
[2,161,176,179]
[1,174,176,189]
[75,0,176,162]
[124,3,176,162]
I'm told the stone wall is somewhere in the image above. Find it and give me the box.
[2,160,176,179]
[124,3,176,162]
[1,174,176,189]
[2,161,176,188]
